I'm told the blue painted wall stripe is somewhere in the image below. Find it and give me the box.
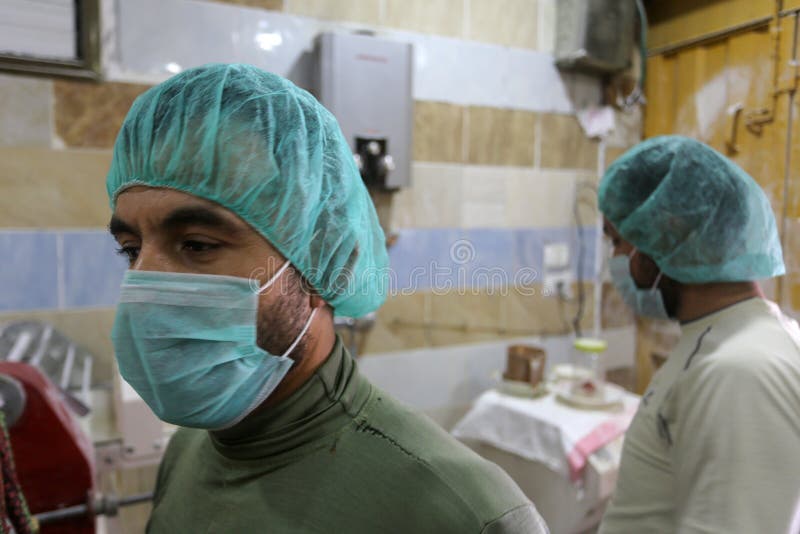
[62,231,129,308]
[0,230,126,312]
[0,231,59,311]
[389,227,599,292]
[0,226,599,312]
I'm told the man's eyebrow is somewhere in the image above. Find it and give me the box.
[109,215,136,237]
[161,206,245,235]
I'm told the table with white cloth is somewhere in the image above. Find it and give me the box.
[452,384,640,534]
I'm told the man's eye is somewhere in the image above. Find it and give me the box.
[116,246,139,263]
[182,240,220,253]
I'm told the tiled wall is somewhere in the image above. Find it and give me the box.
[0,73,144,382]
[0,0,641,373]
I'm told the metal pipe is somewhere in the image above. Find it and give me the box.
[35,504,88,525]
[390,319,571,338]
[116,493,155,507]
[34,493,154,525]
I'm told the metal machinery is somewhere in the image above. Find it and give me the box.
[0,361,94,532]
[0,323,156,532]
[314,31,413,191]
[555,0,636,74]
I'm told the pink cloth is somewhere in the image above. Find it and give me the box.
[566,408,636,481]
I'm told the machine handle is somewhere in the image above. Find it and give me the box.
[34,493,154,525]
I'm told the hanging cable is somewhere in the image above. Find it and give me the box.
[623,0,649,108]
[565,182,599,339]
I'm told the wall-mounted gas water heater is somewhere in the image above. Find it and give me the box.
[314,32,413,190]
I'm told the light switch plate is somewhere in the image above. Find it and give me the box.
[544,242,570,270]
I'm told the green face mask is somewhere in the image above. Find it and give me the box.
[111,261,317,430]
[608,250,669,320]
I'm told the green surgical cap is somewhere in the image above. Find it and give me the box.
[599,135,784,283]
[107,63,388,317]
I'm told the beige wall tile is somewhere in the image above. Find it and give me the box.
[419,286,598,346]
[507,169,570,228]
[427,291,507,346]
[361,292,430,354]
[461,202,508,229]
[287,0,380,24]
[461,165,512,228]
[503,287,567,334]
[363,286,599,354]
[209,0,283,9]
[463,166,601,230]
[539,113,598,170]
[54,81,150,149]
[467,107,536,167]
[384,0,464,38]
[468,0,538,49]
[0,308,117,384]
[0,148,112,227]
[537,0,556,53]
[0,74,52,147]
[414,101,464,163]
[391,163,462,229]
[503,284,595,335]
[574,171,601,225]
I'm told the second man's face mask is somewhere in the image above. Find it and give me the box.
[111,260,317,430]
[609,249,669,320]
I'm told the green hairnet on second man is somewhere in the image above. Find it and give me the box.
[598,135,800,534]
[107,64,548,534]
[600,135,784,284]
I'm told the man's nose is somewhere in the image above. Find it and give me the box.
[132,243,182,273]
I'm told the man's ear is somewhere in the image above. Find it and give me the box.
[309,293,330,311]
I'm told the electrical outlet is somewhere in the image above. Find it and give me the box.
[544,242,570,271]
[543,271,573,298]
[543,242,573,297]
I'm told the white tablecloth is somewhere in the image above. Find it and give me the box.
[452,384,639,481]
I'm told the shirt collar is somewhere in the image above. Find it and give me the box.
[208,334,371,461]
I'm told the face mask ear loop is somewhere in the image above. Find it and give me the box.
[651,271,664,292]
[258,260,291,294]
[281,308,318,358]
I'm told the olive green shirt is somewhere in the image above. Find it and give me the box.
[148,336,547,533]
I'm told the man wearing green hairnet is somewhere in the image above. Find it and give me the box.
[106,64,547,533]
[598,136,800,534]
